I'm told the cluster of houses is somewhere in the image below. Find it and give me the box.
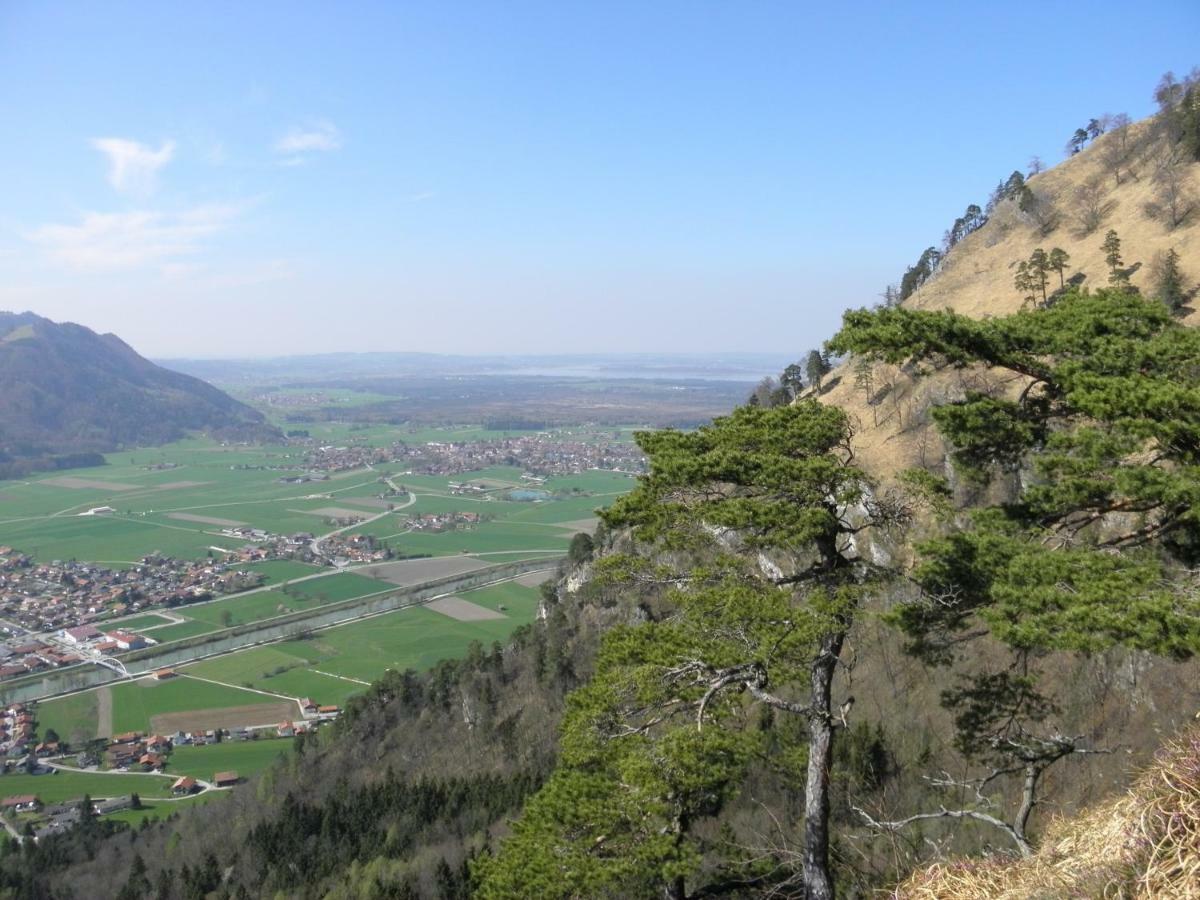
[0,640,82,680]
[0,703,35,759]
[0,697,343,838]
[284,430,646,480]
[105,731,172,771]
[318,533,393,566]
[380,432,647,478]
[405,511,483,533]
[0,547,269,640]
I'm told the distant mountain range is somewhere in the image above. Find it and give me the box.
[0,312,279,478]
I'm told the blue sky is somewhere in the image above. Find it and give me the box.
[1,1,1196,358]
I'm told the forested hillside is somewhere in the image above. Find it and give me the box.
[0,312,279,478]
[2,71,1199,900]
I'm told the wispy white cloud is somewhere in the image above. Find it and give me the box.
[90,137,176,194]
[274,121,342,158]
[27,204,240,271]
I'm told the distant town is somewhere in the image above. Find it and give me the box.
[293,432,647,477]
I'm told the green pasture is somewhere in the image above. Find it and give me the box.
[181,578,542,701]
[252,669,362,707]
[181,571,391,627]
[186,646,360,706]
[284,572,393,602]
[35,692,98,746]
[109,613,176,631]
[185,646,310,688]
[0,515,241,564]
[0,429,638,571]
[106,790,223,825]
[145,620,220,643]
[388,523,571,557]
[0,770,176,803]
[167,739,292,781]
[108,677,276,734]
[184,590,299,627]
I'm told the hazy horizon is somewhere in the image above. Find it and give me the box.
[2,1,1197,357]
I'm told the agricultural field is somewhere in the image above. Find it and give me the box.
[33,575,549,743]
[37,676,297,742]
[34,692,98,746]
[0,430,630,568]
[106,790,222,826]
[0,770,177,803]
[176,571,395,630]
[108,677,294,735]
[182,578,545,705]
[167,738,294,782]
[233,559,326,584]
[107,613,176,631]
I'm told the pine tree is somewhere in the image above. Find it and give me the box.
[804,349,832,391]
[829,288,1200,850]
[1102,229,1125,285]
[477,401,903,900]
[1155,247,1187,312]
[1048,247,1070,289]
[1013,260,1041,305]
[1027,248,1051,304]
[780,362,806,398]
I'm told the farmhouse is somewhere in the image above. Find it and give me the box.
[212,771,239,787]
[1,795,40,813]
[299,698,318,715]
[172,776,197,795]
[139,753,165,771]
[277,721,295,737]
[94,796,134,815]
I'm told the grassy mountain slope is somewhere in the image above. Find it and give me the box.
[897,721,1200,898]
[821,114,1200,486]
[0,312,279,475]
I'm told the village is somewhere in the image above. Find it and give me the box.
[296,432,645,477]
[0,547,260,648]
[0,532,402,683]
[0,694,339,841]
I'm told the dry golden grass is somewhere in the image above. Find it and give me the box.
[819,115,1200,487]
[892,725,1200,899]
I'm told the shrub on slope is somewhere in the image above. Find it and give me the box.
[896,724,1200,898]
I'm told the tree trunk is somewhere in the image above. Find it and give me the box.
[802,631,844,900]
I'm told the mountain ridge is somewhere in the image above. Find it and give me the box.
[0,311,280,478]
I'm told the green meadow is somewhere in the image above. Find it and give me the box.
[181,579,542,704]
[35,577,544,743]
[166,739,293,781]
[35,692,98,746]
[0,770,176,803]
[0,430,626,569]
[107,677,276,734]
